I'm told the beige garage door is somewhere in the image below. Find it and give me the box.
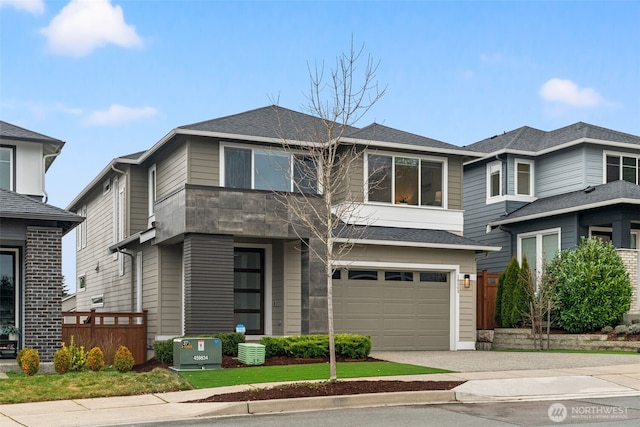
[333,270,450,350]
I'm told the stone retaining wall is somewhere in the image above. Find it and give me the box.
[477,328,640,352]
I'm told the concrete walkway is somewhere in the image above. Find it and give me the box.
[1,352,640,426]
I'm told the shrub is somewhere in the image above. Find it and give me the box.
[53,346,72,374]
[629,324,640,335]
[335,334,371,358]
[153,339,174,364]
[286,336,328,358]
[16,348,26,370]
[260,337,288,358]
[632,318,640,325]
[500,257,521,327]
[113,345,135,372]
[601,325,613,334]
[213,332,245,356]
[614,324,629,335]
[547,238,632,333]
[19,348,39,376]
[63,336,88,372]
[87,347,105,372]
[510,256,532,326]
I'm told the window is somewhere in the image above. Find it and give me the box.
[347,270,378,280]
[419,272,448,282]
[332,269,341,280]
[222,145,317,193]
[589,227,639,249]
[91,294,104,308]
[76,205,87,250]
[148,164,156,219]
[605,153,640,184]
[486,161,502,199]
[518,229,560,280]
[0,146,14,191]
[102,179,111,195]
[77,274,86,292]
[366,153,444,206]
[384,271,413,281]
[515,159,534,196]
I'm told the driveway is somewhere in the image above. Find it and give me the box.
[370,350,640,372]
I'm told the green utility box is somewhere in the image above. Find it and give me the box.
[238,343,265,365]
[170,337,222,371]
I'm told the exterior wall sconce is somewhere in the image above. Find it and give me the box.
[463,274,471,288]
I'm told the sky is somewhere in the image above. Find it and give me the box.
[1,0,639,292]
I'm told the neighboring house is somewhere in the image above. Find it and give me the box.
[67,105,498,356]
[0,121,83,361]
[463,122,640,313]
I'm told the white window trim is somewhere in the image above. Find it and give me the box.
[486,160,503,203]
[603,150,640,184]
[76,205,87,250]
[0,146,15,191]
[112,177,119,260]
[77,274,86,293]
[363,150,448,209]
[517,227,561,278]
[90,294,104,308]
[220,142,319,193]
[148,164,156,227]
[514,158,535,197]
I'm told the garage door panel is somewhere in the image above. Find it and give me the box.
[334,272,451,351]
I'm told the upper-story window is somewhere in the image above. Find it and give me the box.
[515,159,534,196]
[0,146,15,191]
[486,160,502,200]
[222,145,317,193]
[76,205,87,250]
[148,164,156,219]
[366,153,444,207]
[606,153,639,184]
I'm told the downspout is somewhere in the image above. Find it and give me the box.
[42,150,62,203]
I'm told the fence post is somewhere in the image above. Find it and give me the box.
[90,309,96,340]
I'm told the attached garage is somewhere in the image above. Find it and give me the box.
[333,269,451,350]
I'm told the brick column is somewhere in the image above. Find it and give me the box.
[617,249,639,313]
[25,226,63,362]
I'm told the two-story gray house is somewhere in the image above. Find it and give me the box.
[463,122,640,314]
[67,106,498,357]
[0,121,83,361]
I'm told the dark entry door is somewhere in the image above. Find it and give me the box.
[233,248,264,335]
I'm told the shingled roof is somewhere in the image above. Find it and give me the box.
[334,224,500,252]
[465,122,640,155]
[346,123,468,152]
[0,188,83,235]
[0,121,64,145]
[179,105,358,142]
[488,180,640,228]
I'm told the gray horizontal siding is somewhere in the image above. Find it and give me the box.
[537,146,587,198]
[183,233,234,333]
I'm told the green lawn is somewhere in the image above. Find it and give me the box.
[180,361,452,389]
[0,361,450,404]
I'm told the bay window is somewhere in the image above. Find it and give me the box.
[223,145,317,193]
[486,160,502,199]
[515,159,534,196]
[367,153,444,207]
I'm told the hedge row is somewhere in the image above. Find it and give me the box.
[260,334,371,359]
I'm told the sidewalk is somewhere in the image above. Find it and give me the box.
[1,358,640,427]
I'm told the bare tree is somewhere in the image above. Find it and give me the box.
[521,265,557,350]
[272,41,385,380]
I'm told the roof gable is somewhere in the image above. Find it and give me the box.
[347,123,462,151]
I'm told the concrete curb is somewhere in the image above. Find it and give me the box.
[197,390,457,417]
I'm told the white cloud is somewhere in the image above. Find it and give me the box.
[539,78,603,107]
[0,0,44,15]
[40,0,142,57]
[83,105,157,126]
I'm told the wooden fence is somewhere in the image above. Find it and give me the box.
[62,310,148,365]
[476,270,501,330]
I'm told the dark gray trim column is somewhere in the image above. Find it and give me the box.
[183,233,234,334]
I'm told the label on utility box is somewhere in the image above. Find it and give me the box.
[198,340,204,351]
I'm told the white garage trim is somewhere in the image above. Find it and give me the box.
[332,260,462,350]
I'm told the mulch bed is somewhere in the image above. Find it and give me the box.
[133,355,464,402]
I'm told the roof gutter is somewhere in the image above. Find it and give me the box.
[42,149,62,203]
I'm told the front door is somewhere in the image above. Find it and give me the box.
[233,248,264,335]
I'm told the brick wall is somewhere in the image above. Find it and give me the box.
[617,249,639,314]
[24,226,63,362]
